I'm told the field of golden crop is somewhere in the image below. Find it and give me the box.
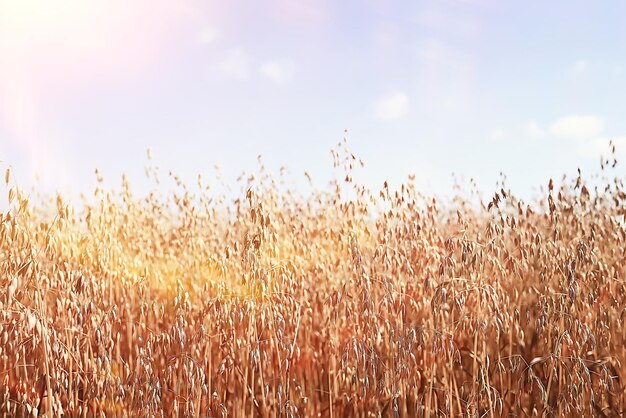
[1,143,625,417]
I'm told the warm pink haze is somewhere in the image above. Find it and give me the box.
[1,1,204,189]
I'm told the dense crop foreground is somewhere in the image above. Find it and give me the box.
[1,144,625,417]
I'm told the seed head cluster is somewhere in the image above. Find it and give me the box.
[1,142,625,417]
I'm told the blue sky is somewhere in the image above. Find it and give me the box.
[1,0,625,201]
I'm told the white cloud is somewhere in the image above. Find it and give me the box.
[549,115,605,140]
[219,48,250,80]
[527,120,545,139]
[259,59,295,84]
[499,116,623,161]
[198,26,219,44]
[374,92,409,121]
[571,59,589,74]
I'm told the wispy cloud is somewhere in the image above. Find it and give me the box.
[571,59,589,74]
[524,115,625,160]
[259,59,295,84]
[374,92,409,121]
[415,38,476,113]
[489,128,504,141]
[219,48,250,80]
[550,115,604,140]
[527,120,546,139]
[372,22,400,48]
[417,39,475,77]
[198,25,219,44]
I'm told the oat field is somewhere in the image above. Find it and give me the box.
[1,143,625,417]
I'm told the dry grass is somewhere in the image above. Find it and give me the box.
[1,141,625,417]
